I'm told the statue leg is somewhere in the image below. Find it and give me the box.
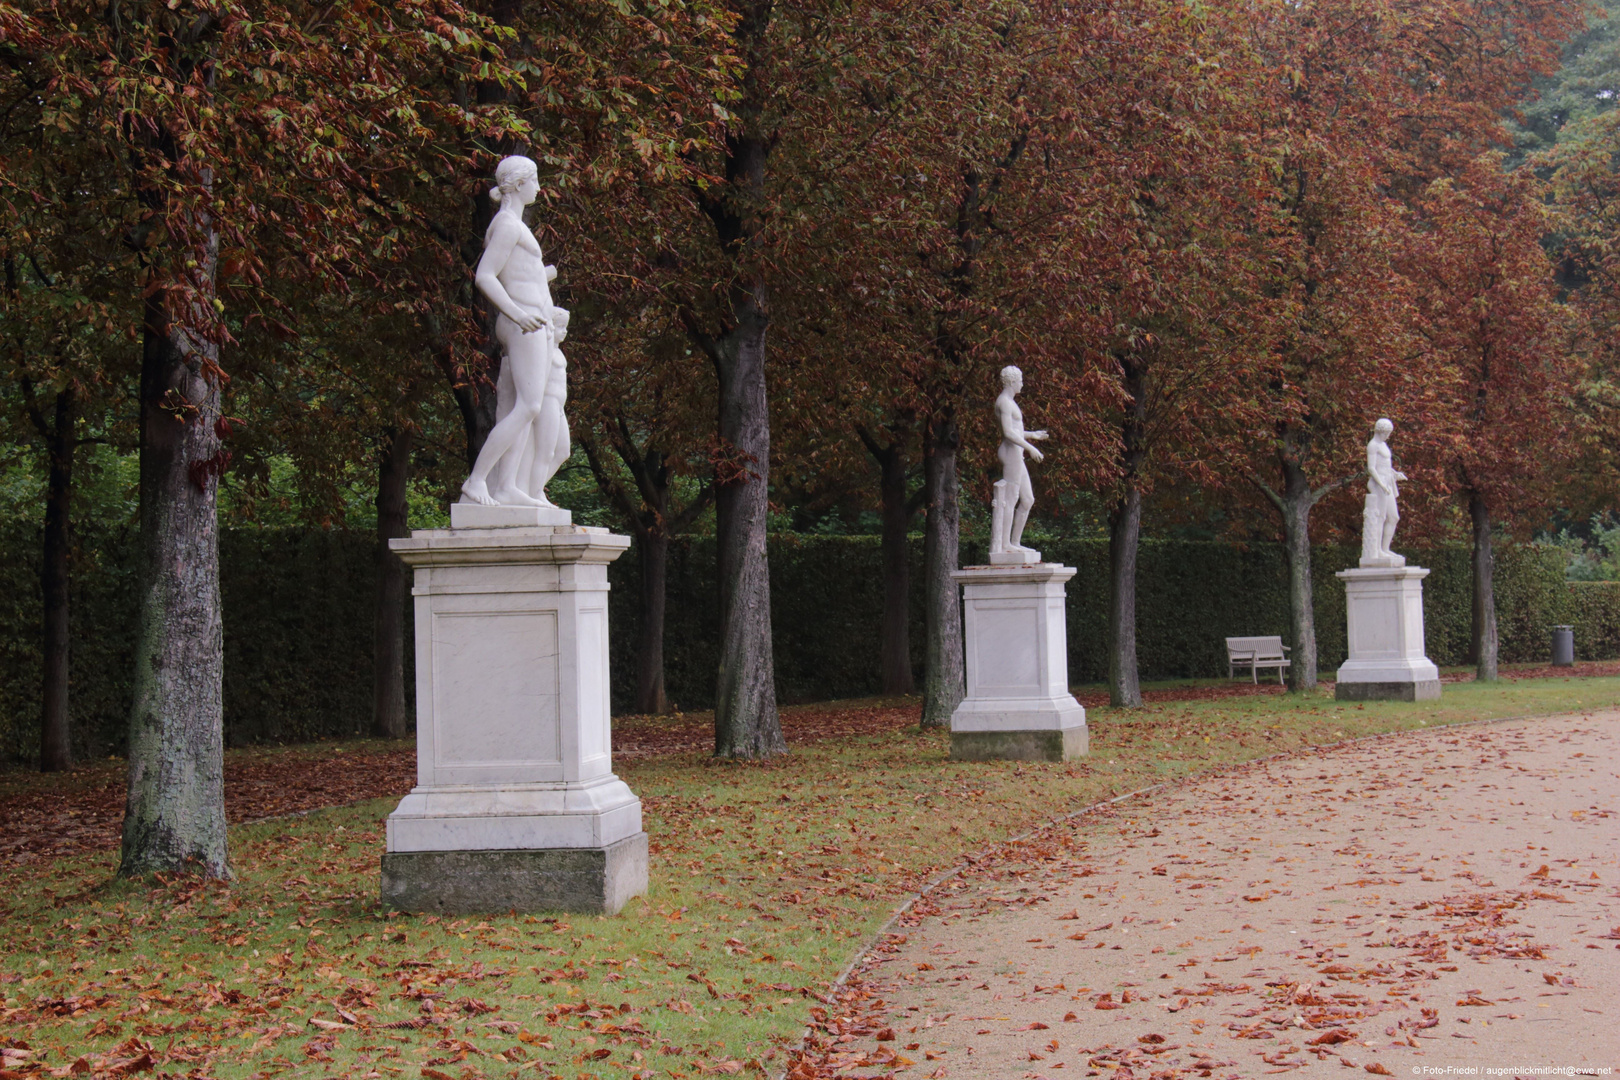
[1381,497,1399,557]
[462,323,548,506]
[1010,472,1035,551]
[528,391,570,502]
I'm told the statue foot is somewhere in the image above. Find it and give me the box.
[459,479,497,506]
[490,484,543,508]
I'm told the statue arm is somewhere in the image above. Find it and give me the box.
[475,221,548,333]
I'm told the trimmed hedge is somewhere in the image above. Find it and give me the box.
[0,527,1607,763]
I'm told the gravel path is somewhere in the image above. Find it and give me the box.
[830,712,1620,1080]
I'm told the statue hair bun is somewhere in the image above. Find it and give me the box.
[489,186,504,204]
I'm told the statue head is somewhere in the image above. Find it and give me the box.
[551,306,570,344]
[1373,417,1393,439]
[489,155,539,206]
[1000,365,1023,390]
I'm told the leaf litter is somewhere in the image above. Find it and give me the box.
[3,685,1618,1079]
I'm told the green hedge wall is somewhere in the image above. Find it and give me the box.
[0,526,384,764]
[0,526,1603,763]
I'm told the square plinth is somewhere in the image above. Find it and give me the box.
[949,563,1087,761]
[1335,564,1440,699]
[383,525,644,915]
[381,832,648,915]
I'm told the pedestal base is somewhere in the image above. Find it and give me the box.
[1335,679,1441,702]
[384,524,640,915]
[1335,565,1440,701]
[951,725,1088,762]
[381,832,648,915]
[950,563,1087,762]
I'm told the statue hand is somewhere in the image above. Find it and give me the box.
[1027,429,1049,441]
[1029,447,1044,463]
[515,310,549,334]
[1395,471,1408,481]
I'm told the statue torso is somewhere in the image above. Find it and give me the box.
[491,216,553,312]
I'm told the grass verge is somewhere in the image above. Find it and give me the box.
[2,676,1617,1080]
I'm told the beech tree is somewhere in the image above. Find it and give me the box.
[1236,0,1573,691]
[1078,6,1276,707]
[1409,160,1573,680]
[0,0,540,877]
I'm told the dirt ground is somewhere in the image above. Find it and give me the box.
[807,711,1620,1080]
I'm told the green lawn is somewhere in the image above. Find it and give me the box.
[3,675,1617,1079]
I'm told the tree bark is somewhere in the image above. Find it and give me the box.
[635,527,672,715]
[859,430,916,695]
[1470,491,1499,682]
[120,260,228,880]
[1278,459,1318,691]
[1108,487,1143,708]
[921,413,963,728]
[711,278,784,757]
[39,387,75,772]
[373,425,413,739]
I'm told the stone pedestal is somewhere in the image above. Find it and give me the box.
[950,563,1087,761]
[380,524,647,914]
[1334,565,1441,701]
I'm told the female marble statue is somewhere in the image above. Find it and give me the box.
[991,365,1048,559]
[460,155,566,508]
[1362,417,1407,566]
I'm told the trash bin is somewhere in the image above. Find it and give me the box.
[1551,625,1574,667]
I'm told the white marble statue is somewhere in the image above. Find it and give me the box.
[1361,417,1407,567]
[989,365,1048,564]
[460,155,568,509]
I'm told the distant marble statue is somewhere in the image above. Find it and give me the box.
[989,365,1048,565]
[460,155,568,509]
[1361,417,1407,567]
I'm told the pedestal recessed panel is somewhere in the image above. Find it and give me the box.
[432,610,560,770]
[974,604,1041,693]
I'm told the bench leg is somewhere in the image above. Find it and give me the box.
[1277,666,1284,686]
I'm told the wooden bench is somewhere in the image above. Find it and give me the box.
[1226,636,1291,684]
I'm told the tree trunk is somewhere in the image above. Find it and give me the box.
[373,425,413,739]
[1279,460,1318,691]
[1470,491,1498,682]
[39,387,75,772]
[711,271,784,758]
[876,441,915,694]
[635,527,672,715]
[921,414,963,728]
[120,259,229,879]
[1108,486,1143,708]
